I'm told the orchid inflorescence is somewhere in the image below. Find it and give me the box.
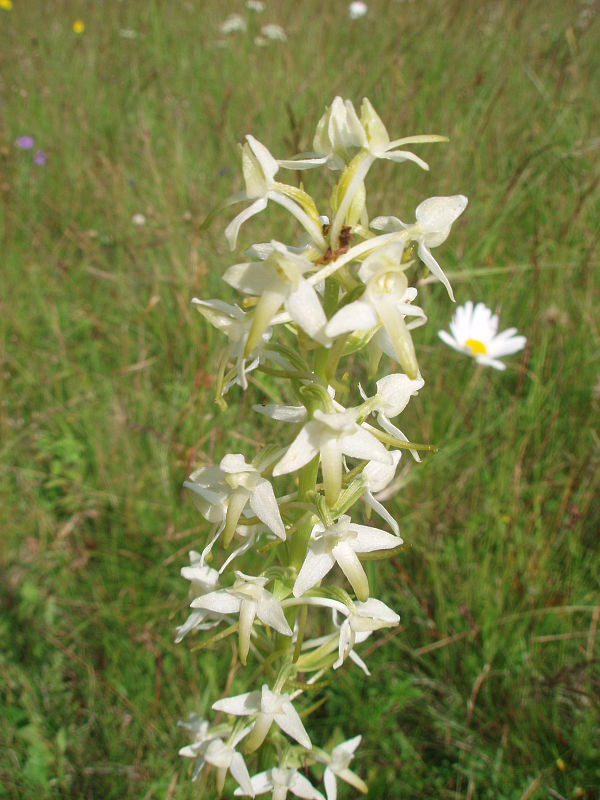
[177,96,467,798]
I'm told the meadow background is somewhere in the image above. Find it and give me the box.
[1,0,599,798]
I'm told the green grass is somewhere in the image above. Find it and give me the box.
[1,0,598,797]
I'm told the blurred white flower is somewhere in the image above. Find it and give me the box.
[131,213,146,226]
[349,2,368,19]
[221,14,247,34]
[438,301,526,370]
[261,23,287,41]
[246,0,265,10]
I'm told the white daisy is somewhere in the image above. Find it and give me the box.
[438,301,526,370]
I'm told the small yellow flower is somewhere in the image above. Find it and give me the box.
[556,757,566,771]
[0,0,13,11]
[72,19,85,34]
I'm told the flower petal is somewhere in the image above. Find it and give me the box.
[275,700,312,748]
[351,524,402,552]
[225,197,269,250]
[340,427,392,463]
[417,242,454,301]
[229,751,255,797]
[285,278,329,343]
[324,767,337,800]
[325,300,379,338]
[273,422,320,476]
[212,691,261,716]
[191,590,241,614]
[293,547,336,597]
[255,595,293,636]
[249,478,286,539]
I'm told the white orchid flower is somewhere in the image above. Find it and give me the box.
[203,734,254,796]
[179,720,253,793]
[328,99,445,246]
[192,298,270,392]
[360,98,434,168]
[371,194,468,300]
[185,454,285,559]
[224,241,329,354]
[191,571,292,664]
[273,405,392,506]
[278,97,367,172]
[225,135,326,251]
[333,598,400,671]
[292,515,401,601]
[214,684,311,752]
[316,735,367,800]
[175,553,222,643]
[325,243,426,379]
[438,300,527,370]
[362,372,425,463]
[235,766,325,799]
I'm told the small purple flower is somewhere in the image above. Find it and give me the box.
[33,151,47,166]
[16,136,35,150]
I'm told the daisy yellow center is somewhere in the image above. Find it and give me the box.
[465,338,487,355]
